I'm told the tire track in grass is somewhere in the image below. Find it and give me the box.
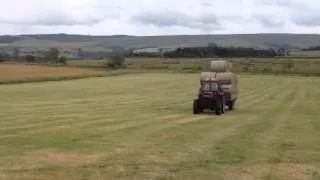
[179,79,283,110]
[90,79,283,140]
[0,77,189,135]
[144,78,281,116]
[235,79,280,99]
[0,112,167,138]
[0,94,185,134]
[0,74,292,172]
[80,78,291,179]
[219,81,319,180]
[177,83,297,169]
[266,81,320,165]
[0,75,182,107]
[0,93,187,133]
[86,79,289,170]
[254,82,306,163]
[88,76,286,143]
[184,83,293,153]
[0,75,280,139]
[0,74,180,120]
[164,78,284,111]
[44,78,280,138]
[0,89,177,120]
[0,74,276,129]
[0,75,292,179]
[148,80,295,176]
[236,79,286,103]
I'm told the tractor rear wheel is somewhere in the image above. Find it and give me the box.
[221,98,226,114]
[215,100,222,115]
[228,100,234,110]
[193,99,201,114]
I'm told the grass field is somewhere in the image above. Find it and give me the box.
[0,72,319,180]
[0,64,110,84]
[68,57,320,76]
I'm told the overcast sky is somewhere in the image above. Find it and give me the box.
[0,0,319,35]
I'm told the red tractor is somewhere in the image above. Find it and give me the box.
[193,77,226,115]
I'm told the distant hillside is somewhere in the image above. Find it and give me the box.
[1,33,320,59]
[0,33,319,49]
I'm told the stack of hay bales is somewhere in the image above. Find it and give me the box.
[200,60,239,108]
[215,71,239,101]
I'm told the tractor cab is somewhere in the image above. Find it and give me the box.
[199,79,224,98]
[193,77,226,115]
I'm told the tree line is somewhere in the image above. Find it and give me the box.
[301,45,320,51]
[0,47,67,65]
[0,44,292,63]
[129,44,289,58]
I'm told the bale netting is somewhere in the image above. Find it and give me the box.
[210,60,232,72]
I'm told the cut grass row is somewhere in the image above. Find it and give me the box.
[0,73,319,179]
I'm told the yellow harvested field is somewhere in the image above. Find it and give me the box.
[0,64,105,82]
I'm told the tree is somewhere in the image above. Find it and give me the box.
[77,48,83,58]
[105,54,126,69]
[0,53,11,62]
[25,55,36,62]
[13,47,20,60]
[208,43,218,47]
[159,48,165,58]
[58,56,67,65]
[47,47,60,63]
[282,59,294,72]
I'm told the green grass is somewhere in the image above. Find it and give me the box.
[289,50,320,57]
[0,73,319,179]
[68,57,320,76]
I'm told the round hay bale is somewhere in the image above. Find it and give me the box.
[200,72,217,81]
[210,60,232,72]
[215,72,236,85]
[216,72,239,100]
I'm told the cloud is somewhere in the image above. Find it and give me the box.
[253,0,320,28]
[130,10,221,31]
[291,8,320,27]
[200,1,213,7]
[252,14,285,28]
[0,12,107,26]
[281,1,320,27]
[256,0,295,6]
[0,0,119,26]
[0,0,320,35]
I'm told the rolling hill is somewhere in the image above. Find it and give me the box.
[1,33,320,59]
[0,33,319,50]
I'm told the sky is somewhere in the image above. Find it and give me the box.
[0,0,320,35]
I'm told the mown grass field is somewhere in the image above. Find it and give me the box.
[0,72,319,180]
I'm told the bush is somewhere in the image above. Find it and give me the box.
[281,59,294,71]
[58,56,67,65]
[25,55,36,62]
[105,55,126,69]
[0,53,11,62]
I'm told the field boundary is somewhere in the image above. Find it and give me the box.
[2,69,318,86]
